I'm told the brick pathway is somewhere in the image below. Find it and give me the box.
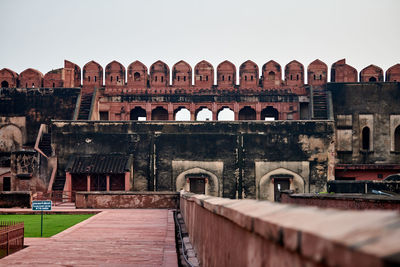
[0,209,178,266]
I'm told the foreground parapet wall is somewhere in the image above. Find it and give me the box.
[280,192,400,211]
[180,192,400,267]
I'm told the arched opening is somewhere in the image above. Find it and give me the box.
[238,106,256,120]
[369,77,377,82]
[196,108,212,121]
[217,107,234,121]
[1,80,9,88]
[259,168,306,201]
[151,107,168,121]
[362,127,370,150]
[394,126,400,152]
[130,107,146,121]
[133,72,140,81]
[261,106,279,121]
[174,107,191,121]
[268,71,275,81]
[175,167,220,196]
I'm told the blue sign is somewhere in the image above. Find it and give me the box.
[32,200,52,211]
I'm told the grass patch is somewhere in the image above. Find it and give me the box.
[0,214,95,237]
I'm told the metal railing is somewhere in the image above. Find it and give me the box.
[0,221,24,258]
[33,191,76,205]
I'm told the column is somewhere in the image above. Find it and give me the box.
[106,175,110,191]
[125,172,130,191]
[212,103,218,121]
[65,172,72,201]
[146,103,152,121]
[87,175,91,192]
[168,103,174,121]
[234,103,239,121]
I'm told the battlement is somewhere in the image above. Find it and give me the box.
[1,59,399,95]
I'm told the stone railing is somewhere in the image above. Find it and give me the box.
[180,192,400,267]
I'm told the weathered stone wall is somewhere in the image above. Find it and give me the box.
[0,191,31,208]
[75,191,179,209]
[52,120,334,199]
[0,88,80,145]
[328,82,400,164]
[180,193,400,267]
[280,192,400,210]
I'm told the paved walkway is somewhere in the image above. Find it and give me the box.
[0,209,178,266]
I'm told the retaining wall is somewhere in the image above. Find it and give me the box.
[75,191,179,209]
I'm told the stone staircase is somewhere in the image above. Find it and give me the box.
[312,89,328,119]
[77,93,93,120]
[52,176,66,191]
[38,132,52,157]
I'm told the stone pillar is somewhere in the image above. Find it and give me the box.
[212,103,218,121]
[87,175,91,192]
[168,103,174,121]
[234,103,239,121]
[65,172,72,201]
[106,175,110,191]
[256,103,261,120]
[125,172,130,191]
[146,104,152,121]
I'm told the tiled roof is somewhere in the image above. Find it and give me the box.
[66,154,132,174]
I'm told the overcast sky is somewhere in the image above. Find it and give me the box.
[1,0,399,82]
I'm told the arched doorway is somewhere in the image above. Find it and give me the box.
[238,106,256,120]
[1,81,9,88]
[174,107,191,121]
[130,107,147,121]
[196,107,212,121]
[151,107,168,121]
[369,77,377,82]
[261,106,279,120]
[175,167,220,196]
[217,107,234,121]
[259,168,305,201]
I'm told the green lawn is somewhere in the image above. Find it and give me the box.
[0,214,95,237]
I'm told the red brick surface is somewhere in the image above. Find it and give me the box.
[181,193,400,267]
[0,209,178,266]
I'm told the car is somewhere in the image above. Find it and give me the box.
[383,174,400,181]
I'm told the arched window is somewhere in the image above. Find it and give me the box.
[206,76,208,81]
[200,76,202,81]
[290,75,293,80]
[245,76,247,81]
[228,76,231,81]
[1,80,9,88]
[117,76,119,81]
[369,77,377,82]
[395,126,400,152]
[222,75,224,81]
[161,76,164,82]
[319,74,322,80]
[134,72,140,81]
[296,74,299,80]
[362,127,370,150]
[178,76,180,81]
[53,83,55,88]
[251,75,253,81]
[88,76,91,82]
[111,76,113,82]
[94,76,97,82]
[268,71,275,81]
[184,76,186,81]
[155,76,157,82]
[313,74,316,80]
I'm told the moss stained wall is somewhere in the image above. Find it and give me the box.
[52,121,334,198]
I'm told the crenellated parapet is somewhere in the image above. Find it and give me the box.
[1,59,399,93]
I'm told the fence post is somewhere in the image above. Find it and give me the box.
[6,230,9,256]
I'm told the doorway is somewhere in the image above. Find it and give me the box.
[273,178,290,202]
[189,177,206,194]
[3,177,10,191]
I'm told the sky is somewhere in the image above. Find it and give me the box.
[0,0,399,83]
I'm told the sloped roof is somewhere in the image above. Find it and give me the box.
[66,154,132,174]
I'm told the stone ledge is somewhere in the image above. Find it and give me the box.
[181,192,400,266]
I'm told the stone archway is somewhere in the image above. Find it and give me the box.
[259,167,305,201]
[1,80,9,88]
[175,167,219,196]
